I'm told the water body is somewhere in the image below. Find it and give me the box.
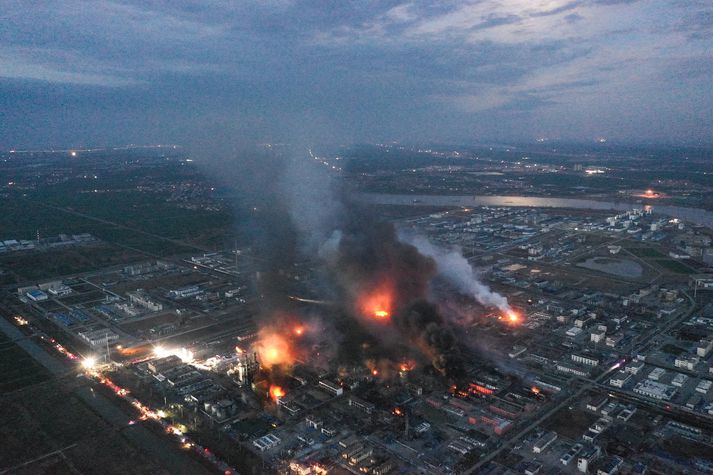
[578,257,643,279]
[359,193,713,229]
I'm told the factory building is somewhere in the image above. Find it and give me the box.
[597,455,624,475]
[253,433,280,452]
[647,367,666,381]
[556,362,591,377]
[671,373,688,387]
[26,289,49,302]
[586,394,608,412]
[532,431,557,453]
[577,446,601,473]
[78,328,119,347]
[609,371,632,388]
[634,380,677,400]
[168,286,202,299]
[39,281,72,297]
[147,355,182,374]
[233,351,259,386]
[128,290,163,312]
[696,380,712,394]
[571,353,600,366]
[696,339,713,357]
[318,380,343,396]
[674,355,699,371]
[348,396,375,414]
[624,360,645,375]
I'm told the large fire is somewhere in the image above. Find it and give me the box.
[374,309,390,318]
[359,287,393,321]
[269,385,285,401]
[255,331,295,368]
[399,360,416,372]
[505,310,520,325]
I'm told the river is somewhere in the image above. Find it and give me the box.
[358,193,713,229]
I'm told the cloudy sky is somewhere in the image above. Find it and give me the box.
[1,0,711,148]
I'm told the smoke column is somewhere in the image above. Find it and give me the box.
[401,234,511,312]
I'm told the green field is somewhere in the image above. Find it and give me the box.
[654,259,696,274]
[627,247,666,258]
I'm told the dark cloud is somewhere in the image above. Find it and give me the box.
[0,0,711,147]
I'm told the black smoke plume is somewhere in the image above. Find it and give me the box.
[394,300,465,379]
[195,145,468,378]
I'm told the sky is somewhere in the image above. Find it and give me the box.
[1,0,712,148]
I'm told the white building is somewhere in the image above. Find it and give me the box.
[674,355,699,371]
[78,328,119,348]
[128,290,163,312]
[609,371,632,388]
[672,373,688,388]
[590,329,606,344]
[318,380,343,396]
[625,360,645,375]
[572,353,600,366]
[253,433,280,452]
[634,380,677,401]
[647,367,666,381]
[696,339,713,358]
[532,431,557,454]
[696,380,712,394]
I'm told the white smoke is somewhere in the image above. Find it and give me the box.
[401,233,511,312]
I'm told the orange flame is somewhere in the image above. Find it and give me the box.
[269,385,285,400]
[506,310,520,324]
[359,286,393,321]
[531,386,541,395]
[293,325,304,336]
[255,330,295,368]
[399,360,416,372]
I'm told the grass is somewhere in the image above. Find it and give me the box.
[654,259,696,274]
[627,247,665,258]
